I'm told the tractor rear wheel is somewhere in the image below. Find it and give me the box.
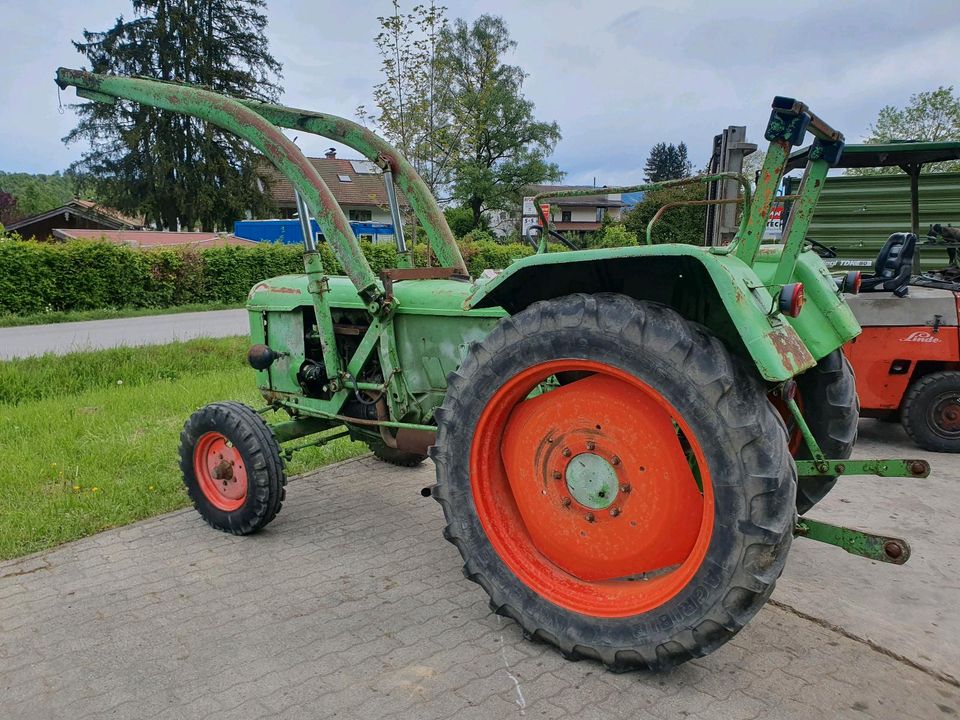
[179,401,286,535]
[790,351,859,514]
[902,371,960,452]
[431,294,796,671]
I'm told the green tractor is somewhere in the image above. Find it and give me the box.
[57,69,929,671]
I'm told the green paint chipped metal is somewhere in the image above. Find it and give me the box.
[795,518,911,565]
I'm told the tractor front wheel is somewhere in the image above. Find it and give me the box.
[432,294,796,671]
[179,401,286,534]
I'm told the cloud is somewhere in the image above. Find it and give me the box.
[2,0,958,193]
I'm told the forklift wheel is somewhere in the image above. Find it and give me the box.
[432,294,795,671]
[179,402,286,534]
[902,371,960,452]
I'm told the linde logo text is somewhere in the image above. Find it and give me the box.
[900,331,941,343]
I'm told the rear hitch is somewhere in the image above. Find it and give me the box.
[795,518,911,565]
[793,458,930,478]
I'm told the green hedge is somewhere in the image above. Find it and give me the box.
[0,238,534,316]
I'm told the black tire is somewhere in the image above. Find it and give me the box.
[370,443,427,468]
[179,401,286,535]
[792,351,859,514]
[431,293,796,672]
[902,371,960,452]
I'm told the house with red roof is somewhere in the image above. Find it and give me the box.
[257,149,405,227]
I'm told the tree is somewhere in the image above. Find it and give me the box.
[643,142,692,182]
[0,171,76,219]
[848,86,960,175]
[440,15,562,226]
[358,2,453,198]
[444,206,488,238]
[64,0,283,230]
[0,191,17,225]
[742,148,765,183]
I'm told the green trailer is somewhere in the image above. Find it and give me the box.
[783,142,960,271]
[56,69,928,671]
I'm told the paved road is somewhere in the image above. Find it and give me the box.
[0,420,957,719]
[0,309,248,359]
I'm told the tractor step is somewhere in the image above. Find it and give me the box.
[794,458,930,478]
[794,517,911,564]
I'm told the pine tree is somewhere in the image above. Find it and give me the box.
[643,141,692,182]
[64,0,283,230]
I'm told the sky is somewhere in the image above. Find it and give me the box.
[1,0,958,187]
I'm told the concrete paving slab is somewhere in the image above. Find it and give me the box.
[0,422,957,719]
[775,420,959,682]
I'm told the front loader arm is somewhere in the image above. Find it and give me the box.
[238,100,468,277]
[55,67,384,305]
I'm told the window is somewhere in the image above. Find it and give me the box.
[338,174,352,182]
[596,207,605,222]
[561,210,572,223]
[349,209,372,222]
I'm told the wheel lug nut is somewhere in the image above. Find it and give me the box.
[585,513,595,522]
[610,508,620,517]
[561,497,571,507]
[562,448,572,457]
[611,456,620,466]
[586,441,595,451]
[552,470,562,480]
[621,484,631,493]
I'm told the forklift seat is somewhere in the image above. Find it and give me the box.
[860,232,917,293]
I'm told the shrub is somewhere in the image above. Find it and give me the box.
[461,228,496,245]
[583,223,639,249]
[0,237,537,316]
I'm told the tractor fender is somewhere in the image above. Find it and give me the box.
[464,245,819,383]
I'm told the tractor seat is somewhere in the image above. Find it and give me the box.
[859,232,917,293]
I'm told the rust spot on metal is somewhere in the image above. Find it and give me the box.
[212,460,234,481]
[768,327,815,375]
[395,427,436,456]
[884,541,904,560]
[909,460,928,476]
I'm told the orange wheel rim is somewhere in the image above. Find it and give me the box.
[470,360,714,618]
[194,431,248,511]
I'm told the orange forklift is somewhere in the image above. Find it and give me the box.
[785,142,960,451]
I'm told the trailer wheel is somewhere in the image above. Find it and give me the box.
[902,371,960,452]
[179,402,286,535]
[790,351,859,514]
[431,294,796,671]
[370,443,427,467]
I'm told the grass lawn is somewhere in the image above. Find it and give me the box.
[0,338,367,561]
[0,302,242,328]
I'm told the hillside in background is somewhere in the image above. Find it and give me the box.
[0,171,77,223]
